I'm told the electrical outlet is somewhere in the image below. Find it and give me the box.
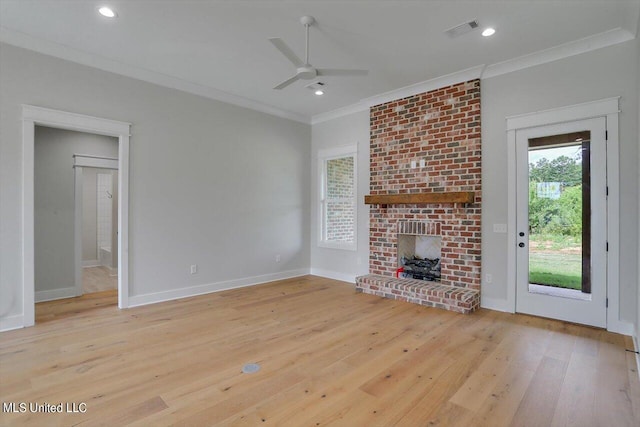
[190,264,198,274]
[419,159,426,168]
[410,160,417,169]
[485,273,493,283]
[275,254,281,263]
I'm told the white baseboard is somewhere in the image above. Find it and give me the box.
[35,286,78,303]
[128,268,310,308]
[0,314,25,332]
[83,260,100,268]
[607,319,635,336]
[309,268,357,284]
[481,296,515,313]
[480,295,634,335]
[633,336,640,382]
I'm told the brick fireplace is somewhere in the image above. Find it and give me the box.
[356,79,481,314]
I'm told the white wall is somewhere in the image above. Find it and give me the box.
[481,39,639,326]
[35,128,118,294]
[0,43,310,323]
[82,167,99,263]
[310,111,370,283]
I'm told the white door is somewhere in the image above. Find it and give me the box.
[515,117,607,328]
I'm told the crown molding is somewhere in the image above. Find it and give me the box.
[3,24,635,127]
[0,27,310,124]
[361,65,486,109]
[482,28,635,79]
[311,65,485,124]
[311,101,369,125]
[311,28,635,124]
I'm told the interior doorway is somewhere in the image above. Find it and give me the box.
[34,127,120,308]
[21,105,130,328]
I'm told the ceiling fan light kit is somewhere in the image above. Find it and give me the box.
[269,15,369,91]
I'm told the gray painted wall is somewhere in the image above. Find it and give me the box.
[82,168,98,263]
[35,127,118,293]
[0,43,310,320]
[481,38,638,324]
[310,111,370,282]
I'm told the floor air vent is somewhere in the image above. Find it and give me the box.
[242,363,261,374]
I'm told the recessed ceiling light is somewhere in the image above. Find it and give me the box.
[98,6,117,18]
[482,28,496,37]
[314,90,324,96]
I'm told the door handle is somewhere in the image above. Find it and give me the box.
[518,242,525,248]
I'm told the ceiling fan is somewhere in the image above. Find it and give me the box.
[269,15,369,90]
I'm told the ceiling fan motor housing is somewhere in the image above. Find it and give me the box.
[297,66,317,79]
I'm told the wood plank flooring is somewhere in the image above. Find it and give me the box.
[82,266,117,294]
[1,275,638,426]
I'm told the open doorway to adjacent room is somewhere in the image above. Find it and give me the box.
[34,126,120,320]
[22,106,131,326]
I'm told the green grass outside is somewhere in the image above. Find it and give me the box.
[528,234,582,290]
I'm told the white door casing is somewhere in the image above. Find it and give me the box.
[515,117,607,328]
[21,106,130,328]
[73,155,119,297]
[506,97,628,334]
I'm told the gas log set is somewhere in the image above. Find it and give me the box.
[400,256,441,282]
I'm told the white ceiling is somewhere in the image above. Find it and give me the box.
[1,1,638,123]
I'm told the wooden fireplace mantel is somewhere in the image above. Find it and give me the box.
[364,192,475,205]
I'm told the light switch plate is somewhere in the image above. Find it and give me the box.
[493,224,507,233]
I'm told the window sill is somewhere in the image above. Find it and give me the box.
[318,242,357,252]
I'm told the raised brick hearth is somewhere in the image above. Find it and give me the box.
[356,275,479,314]
[358,79,481,314]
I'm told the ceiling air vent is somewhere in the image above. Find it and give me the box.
[444,20,479,38]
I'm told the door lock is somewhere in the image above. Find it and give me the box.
[518,242,525,248]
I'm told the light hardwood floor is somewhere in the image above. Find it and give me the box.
[1,276,638,426]
[82,266,117,294]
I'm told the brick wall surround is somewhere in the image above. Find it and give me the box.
[368,79,482,292]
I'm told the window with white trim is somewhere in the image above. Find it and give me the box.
[319,147,357,250]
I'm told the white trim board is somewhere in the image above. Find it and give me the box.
[506,97,621,130]
[35,287,77,303]
[480,295,513,313]
[482,28,634,79]
[20,105,131,329]
[0,315,25,332]
[633,337,640,382]
[311,65,485,125]
[309,268,357,284]
[74,154,118,169]
[128,269,310,308]
[505,98,625,334]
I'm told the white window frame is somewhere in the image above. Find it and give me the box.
[318,145,358,251]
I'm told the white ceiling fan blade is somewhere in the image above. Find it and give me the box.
[273,75,301,90]
[269,38,304,67]
[316,68,369,77]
